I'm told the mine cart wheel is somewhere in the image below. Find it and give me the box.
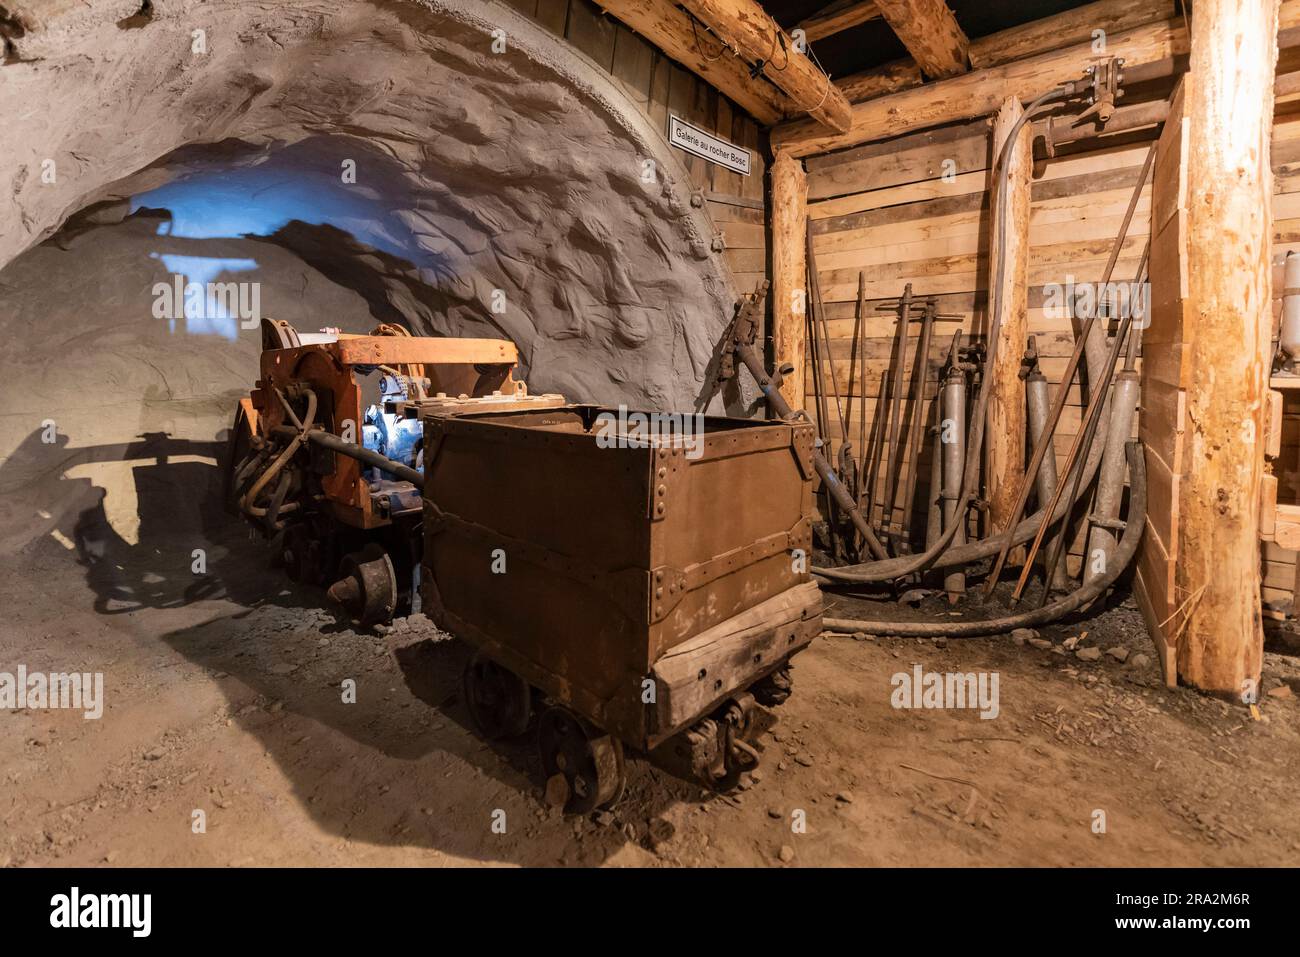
[328,545,398,626]
[751,665,794,707]
[536,707,626,815]
[462,652,532,740]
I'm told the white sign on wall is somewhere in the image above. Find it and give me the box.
[668,115,751,176]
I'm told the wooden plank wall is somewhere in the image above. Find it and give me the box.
[800,93,1300,596]
[803,118,1155,570]
[503,0,769,289]
[1260,99,1300,615]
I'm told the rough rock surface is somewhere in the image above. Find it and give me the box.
[0,0,750,548]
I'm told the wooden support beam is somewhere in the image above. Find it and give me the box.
[772,14,1188,156]
[676,0,854,132]
[795,0,881,43]
[968,0,1178,70]
[874,0,968,79]
[830,0,1177,107]
[1174,0,1277,696]
[771,152,808,410]
[591,0,788,124]
[781,0,1300,155]
[835,58,924,102]
[984,96,1031,557]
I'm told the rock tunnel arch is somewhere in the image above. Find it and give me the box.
[0,0,754,549]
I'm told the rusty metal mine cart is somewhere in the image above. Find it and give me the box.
[419,405,822,813]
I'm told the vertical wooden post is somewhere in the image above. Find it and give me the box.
[1176,0,1277,695]
[771,150,808,411]
[985,96,1031,550]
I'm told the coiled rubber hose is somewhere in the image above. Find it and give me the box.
[820,441,1145,637]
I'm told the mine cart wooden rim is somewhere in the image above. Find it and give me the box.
[537,707,626,815]
[462,651,532,740]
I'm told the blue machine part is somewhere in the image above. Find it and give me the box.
[361,375,425,481]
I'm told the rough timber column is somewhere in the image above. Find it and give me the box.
[1176,0,1278,695]
[985,95,1032,550]
[771,151,808,411]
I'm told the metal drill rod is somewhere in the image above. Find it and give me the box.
[1024,344,1071,591]
[855,272,869,506]
[981,140,1156,598]
[806,221,848,453]
[271,425,425,487]
[940,335,968,603]
[877,285,925,547]
[899,298,963,553]
[863,368,889,524]
[803,279,839,559]
[1016,244,1148,606]
[733,336,889,562]
[1049,255,1149,605]
[843,271,867,469]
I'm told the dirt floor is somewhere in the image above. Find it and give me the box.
[4,498,1300,868]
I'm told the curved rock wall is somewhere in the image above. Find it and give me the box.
[0,0,755,549]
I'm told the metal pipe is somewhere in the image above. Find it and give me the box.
[1084,368,1140,590]
[880,284,914,543]
[1035,99,1168,151]
[940,350,967,602]
[926,422,942,557]
[863,368,888,521]
[276,427,426,487]
[1031,242,1150,606]
[855,272,869,503]
[899,297,938,553]
[822,442,1146,638]
[1025,367,1071,590]
[735,339,890,560]
[1023,262,1143,605]
[981,140,1155,597]
[813,85,1075,584]
[1279,250,1300,372]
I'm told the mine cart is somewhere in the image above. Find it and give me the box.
[419,405,822,812]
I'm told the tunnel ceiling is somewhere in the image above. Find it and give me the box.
[1,0,743,411]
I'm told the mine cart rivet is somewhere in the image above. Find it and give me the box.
[657,485,666,496]
[657,467,666,479]
[656,588,664,599]
[656,503,665,514]
[655,571,664,582]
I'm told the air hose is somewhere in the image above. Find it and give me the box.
[813,84,1080,584]
[240,388,318,518]
[821,442,1145,637]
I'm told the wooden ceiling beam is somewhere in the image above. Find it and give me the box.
[831,0,1176,110]
[591,0,789,125]
[969,0,1178,70]
[834,57,923,101]
[771,0,1300,157]
[873,0,969,78]
[794,0,882,43]
[676,0,854,132]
